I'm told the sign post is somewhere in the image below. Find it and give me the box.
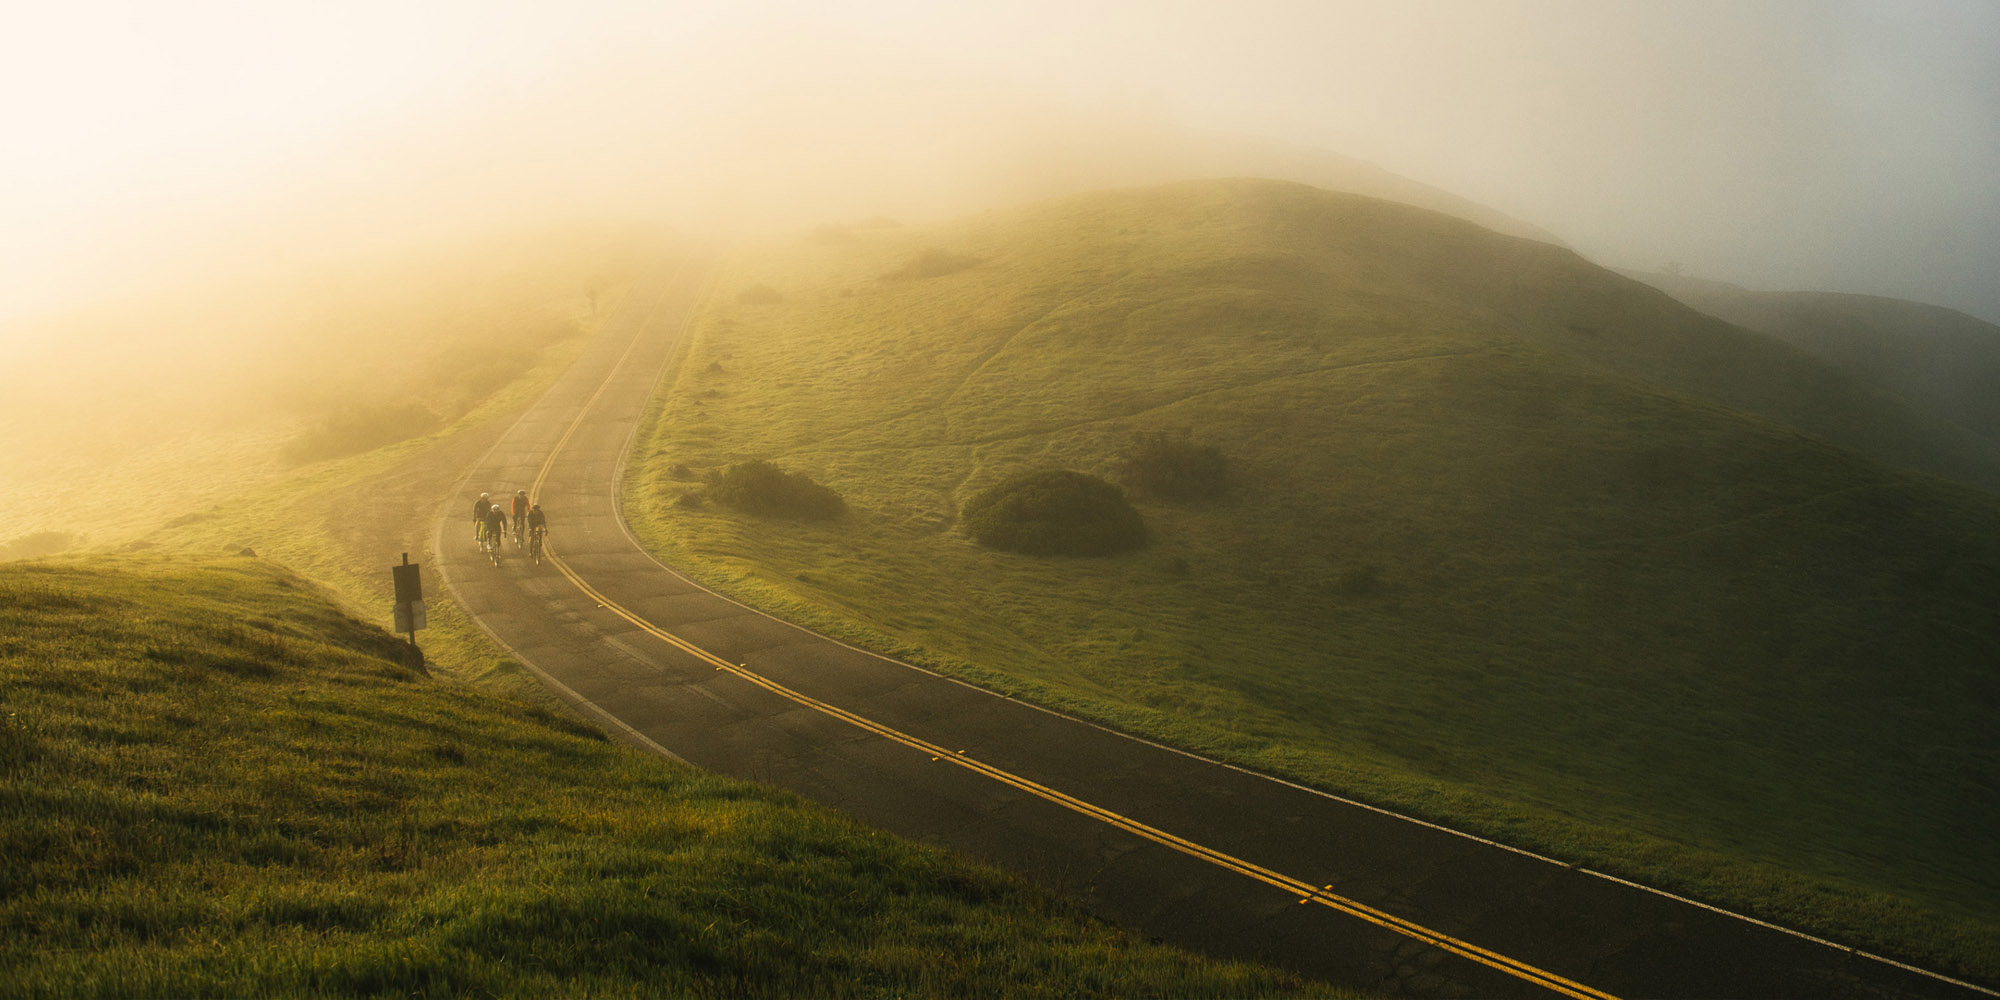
[392,552,427,675]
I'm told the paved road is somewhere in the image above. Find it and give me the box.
[435,259,1994,999]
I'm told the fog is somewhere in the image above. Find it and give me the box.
[3,0,1997,338]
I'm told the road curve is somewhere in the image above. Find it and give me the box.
[434,258,1993,999]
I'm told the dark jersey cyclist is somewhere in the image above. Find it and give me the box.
[472,492,491,540]
[480,504,508,549]
[525,504,548,559]
[511,490,530,543]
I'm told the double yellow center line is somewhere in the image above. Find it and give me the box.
[526,267,1620,1000]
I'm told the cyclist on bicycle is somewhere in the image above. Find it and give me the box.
[481,503,508,552]
[526,503,547,559]
[511,490,530,545]
[472,492,491,542]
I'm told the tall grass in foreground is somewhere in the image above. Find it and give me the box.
[0,555,1345,998]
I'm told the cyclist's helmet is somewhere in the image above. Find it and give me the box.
[530,504,541,511]
[516,490,527,496]
[479,492,490,502]
[491,504,503,513]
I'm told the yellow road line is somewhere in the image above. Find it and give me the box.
[528,265,684,502]
[521,263,1620,1000]
[544,554,1616,1000]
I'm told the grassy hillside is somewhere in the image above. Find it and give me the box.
[625,179,2000,981]
[1625,268,2000,452]
[0,555,1340,998]
[1,225,648,553]
[2,229,665,708]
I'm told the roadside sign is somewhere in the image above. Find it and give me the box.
[390,552,429,676]
[394,599,428,633]
[392,553,427,634]
[393,560,423,605]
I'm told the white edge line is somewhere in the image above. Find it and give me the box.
[428,266,691,766]
[582,264,2000,999]
[431,554,689,767]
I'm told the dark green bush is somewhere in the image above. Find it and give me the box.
[962,470,1147,556]
[1121,429,1228,499]
[706,461,843,520]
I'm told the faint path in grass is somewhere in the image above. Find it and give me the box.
[941,290,1094,405]
[783,278,1129,459]
[776,347,1486,463]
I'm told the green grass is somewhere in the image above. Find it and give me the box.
[4,225,643,557]
[1627,268,2000,450]
[625,179,2000,982]
[99,236,669,703]
[0,556,1341,998]
[4,234,1351,996]
[142,315,597,701]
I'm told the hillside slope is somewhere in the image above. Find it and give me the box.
[0,226,650,555]
[1624,268,2000,454]
[0,555,1337,998]
[627,179,2000,980]
[925,110,1569,246]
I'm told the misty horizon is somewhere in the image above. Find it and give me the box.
[3,0,1997,335]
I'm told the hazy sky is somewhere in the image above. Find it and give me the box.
[4,0,1997,326]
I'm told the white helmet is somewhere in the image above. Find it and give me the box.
[479,492,490,501]
[491,504,503,513]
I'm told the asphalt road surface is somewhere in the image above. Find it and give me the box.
[435,259,1995,999]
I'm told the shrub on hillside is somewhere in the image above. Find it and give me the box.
[706,461,844,520]
[882,247,978,281]
[1120,429,1229,500]
[962,470,1148,557]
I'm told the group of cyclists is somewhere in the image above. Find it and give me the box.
[473,489,548,565]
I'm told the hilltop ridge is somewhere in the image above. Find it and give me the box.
[627,177,2000,981]
[1624,267,2000,454]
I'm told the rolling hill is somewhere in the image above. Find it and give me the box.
[1625,268,2000,456]
[0,554,1339,998]
[626,178,2000,980]
[2,234,1354,996]
[0,225,649,556]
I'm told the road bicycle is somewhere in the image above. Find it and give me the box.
[477,521,504,566]
[528,526,545,566]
